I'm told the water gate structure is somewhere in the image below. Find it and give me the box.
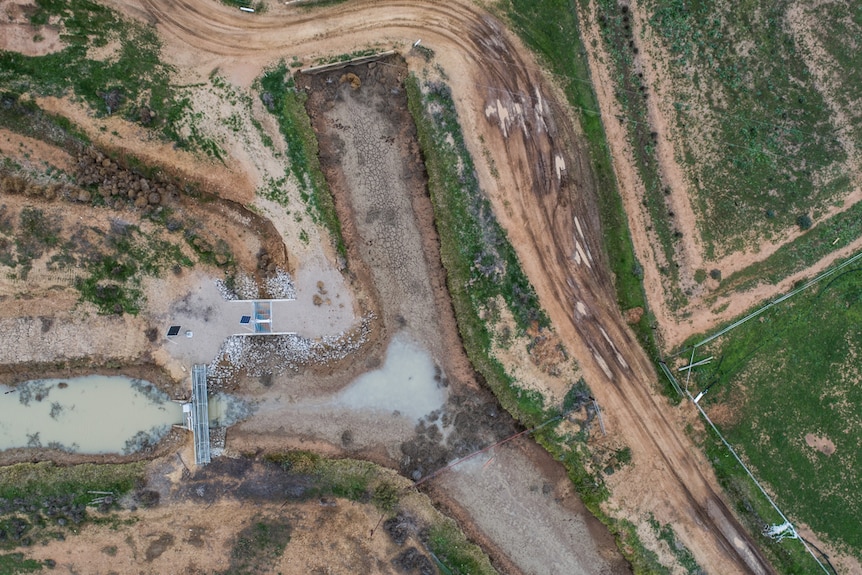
[182,364,211,465]
[173,297,299,465]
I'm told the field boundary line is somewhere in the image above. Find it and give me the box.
[678,249,862,354]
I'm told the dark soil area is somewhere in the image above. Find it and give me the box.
[174,457,315,504]
[399,393,518,481]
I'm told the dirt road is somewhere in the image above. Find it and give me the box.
[86,0,772,571]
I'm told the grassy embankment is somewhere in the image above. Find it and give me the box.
[708,203,862,298]
[0,462,146,573]
[577,0,686,309]
[0,0,222,157]
[681,265,862,573]
[406,74,680,574]
[264,452,497,575]
[257,62,346,260]
[498,0,663,372]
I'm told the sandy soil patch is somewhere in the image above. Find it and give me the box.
[0,0,63,56]
[804,433,836,456]
[0,127,75,175]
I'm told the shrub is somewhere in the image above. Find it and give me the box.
[796,214,813,230]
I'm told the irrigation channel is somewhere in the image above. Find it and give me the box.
[0,375,248,454]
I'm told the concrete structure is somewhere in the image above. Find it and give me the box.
[232,299,297,336]
[190,364,211,465]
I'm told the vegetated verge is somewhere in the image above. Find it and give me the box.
[680,262,862,572]
[0,0,223,158]
[406,73,673,574]
[581,0,687,310]
[496,0,662,380]
[708,204,862,300]
[256,61,347,260]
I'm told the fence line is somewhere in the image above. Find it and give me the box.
[688,390,833,574]
[691,250,862,350]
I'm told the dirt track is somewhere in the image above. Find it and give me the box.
[53,0,774,572]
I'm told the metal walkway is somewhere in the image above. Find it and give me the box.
[191,364,211,465]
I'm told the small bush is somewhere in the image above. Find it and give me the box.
[371,482,399,513]
[797,214,813,230]
[616,446,632,466]
[709,269,722,282]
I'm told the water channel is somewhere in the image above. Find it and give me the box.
[0,375,247,455]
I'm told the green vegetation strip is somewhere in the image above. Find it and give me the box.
[497,0,662,372]
[690,267,862,570]
[407,74,673,573]
[257,62,346,259]
[0,0,186,144]
[405,75,548,424]
[425,521,496,575]
[0,553,43,575]
[0,461,144,507]
[584,0,684,308]
[0,92,89,149]
[714,202,862,297]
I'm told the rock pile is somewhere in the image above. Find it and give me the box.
[0,147,182,212]
[75,148,180,208]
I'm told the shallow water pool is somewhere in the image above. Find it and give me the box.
[0,375,183,454]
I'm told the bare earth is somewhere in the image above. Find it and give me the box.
[0,0,811,573]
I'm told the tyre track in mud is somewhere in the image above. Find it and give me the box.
[458,16,772,575]
[103,0,774,572]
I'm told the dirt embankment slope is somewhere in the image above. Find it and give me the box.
[31,0,773,571]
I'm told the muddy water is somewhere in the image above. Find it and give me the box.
[208,392,254,427]
[0,376,182,454]
[336,334,446,421]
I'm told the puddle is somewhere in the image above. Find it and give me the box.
[209,393,254,427]
[0,376,183,454]
[336,334,446,421]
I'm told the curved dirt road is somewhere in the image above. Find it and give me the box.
[105,0,775,572]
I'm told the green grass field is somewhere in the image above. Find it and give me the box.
[641,0,856,258]
[689,263,862,568]
[257,61,346,259]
